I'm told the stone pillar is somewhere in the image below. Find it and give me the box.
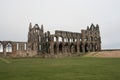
[82,44,85,53]
[87,44,90,52]
[3,44,6,57]
[62,38,64,42]
[62,43,65,54]
[56,43,59,54]
[77,44,80,53]
[92,44,95,52]
[56,37,58,42]
[12,43,17,54]
[73,38,74,42]
[68,38,70,42]
[50,42,54,55]
[68,46,70,53]
[97,44,99,51]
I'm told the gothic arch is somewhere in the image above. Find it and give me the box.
[79,43,83,52]
[59,43,63,53]
[64,43,69,53]
[85,43,89,52]
[70,38,73,42]
[54,43,57,54]
[6,42,12,53]
[74,44,77,53]
[58,36,63,42]
[74,38,77,42]
[64,37,68,42]
[0,42,3,52]
[54,36,58,42]
[34,24,40,29]
[38,44,42,51]
[46,43,50,53]
[70,43,75,53]
[90,43,95,52]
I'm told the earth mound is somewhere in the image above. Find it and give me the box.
[84,50,120,58]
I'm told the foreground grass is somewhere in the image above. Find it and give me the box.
[0,57,120,80]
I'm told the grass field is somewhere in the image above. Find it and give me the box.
[0,57,120,80]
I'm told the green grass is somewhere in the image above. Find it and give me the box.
[0,57,120,80]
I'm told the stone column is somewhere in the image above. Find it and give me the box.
[12,43,17,54]
[68,38,70,42]
[62,44,64,54]
[87,44,90,52]
[56,37,58,42]
[62,38,64,42]
[82,44,85,53]
[3,44,6,57]
[50,42,54,55]
[56,43,59,54]
[77,44,80,53]
[92,44,95,52]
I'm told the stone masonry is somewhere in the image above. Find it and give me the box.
[0,23,101,57]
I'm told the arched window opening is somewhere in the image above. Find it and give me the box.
[35,29,38,32]
[54,44,57,54]
[75,45,77,52]
[46,43,50,53]
[39,45,42,51]
[17,43,19,50]
[46,38,48,42]
[85,44,88,52]
[70,44,75,53]
[94,37,97,41]
[75,39,77,42]
[24,43,27,50]
[0,43,3,52]
[64,38,68,42]
[39,36,41,42]
[58,37,62,42]
[90,44,93,51]
[59,43,63,53]
[65,43,69,53]
[54,37,57,42]
[64,38,66,42]
[84,38,87,41]
[90,37,93,41]
[91,25,94,31]
[70,39,73,42]
[95,44,98,51]
[80,39,82,42]
[6,43,12,52]
[79,44,83,52]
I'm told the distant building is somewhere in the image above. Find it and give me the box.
[0,23,101,57]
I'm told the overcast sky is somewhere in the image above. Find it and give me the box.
[0,0,120,49]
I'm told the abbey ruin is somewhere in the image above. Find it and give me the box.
[0,23,101,57]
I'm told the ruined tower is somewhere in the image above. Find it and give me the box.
[27,23,44,55]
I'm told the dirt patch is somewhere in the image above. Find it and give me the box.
[84,51,120,58]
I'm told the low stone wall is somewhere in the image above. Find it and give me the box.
[39,52,83,58]
[16,51,27,57]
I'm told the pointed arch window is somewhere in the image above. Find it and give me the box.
[6,43,12,52]
[0,43,3,52]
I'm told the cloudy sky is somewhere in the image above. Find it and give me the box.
[0,0,120,49]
